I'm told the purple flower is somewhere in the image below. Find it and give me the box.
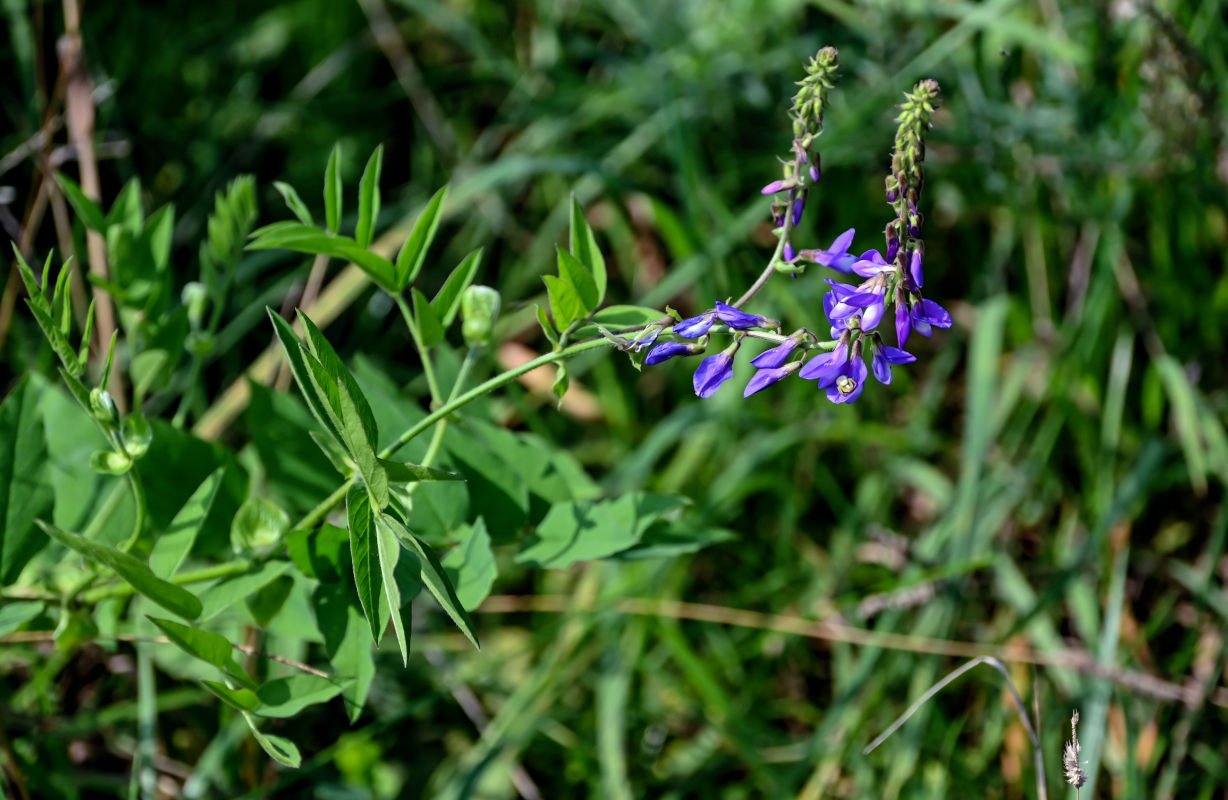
[744,362,800,397]
[629,326,661,352]
[871,344,916,385]
[798,340,848,387]
[910,298,952,338]
[760,179,796,195]
[850,249,892,278]
[645,341,693,365]
[825,355,868,404]
[783,243,796,262]
[714,301,769,329]
[909,249,924,288]
[750,335,801,369]
[673,312,716,339]
[791,195,805,226]
[896,303,912,347]
[693,347,737,398]
[799,228,857,273]
[823,278,886,331]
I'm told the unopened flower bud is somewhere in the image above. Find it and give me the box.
[182,282,209,328]
[89,387,119,427]
[461,285,501,347]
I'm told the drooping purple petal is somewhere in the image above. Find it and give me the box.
[871,348,893,384]
[713,301,764,330]
[693,352,735,398]
[645,341,692,365]
[896,304,912,347]
[881,346,916,365]
[861,297,886,331]
[799,342,848,387]
[909,250,924,288]
[673,312,715,339]
[744,364,796,397]
[915,299,952,328]
[749,338,799,369]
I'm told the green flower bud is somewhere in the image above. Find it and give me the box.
[121,413,152,459]
[89,387,119,427]
[182,282,209,328]
[461,285,501,348]
[90,449,132,475]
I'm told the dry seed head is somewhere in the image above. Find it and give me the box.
[1063,709,1087,788]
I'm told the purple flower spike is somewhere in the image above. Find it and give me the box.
[714,301,766,330]
[693,350,736,398]
[896,303,912,347]
[750,336,801,369]
[826,356,868,404]
[744,362,800,397]
[645,341,692,365]
[909,249,924,288]
[871,345,916,385]
[673,311,715,338]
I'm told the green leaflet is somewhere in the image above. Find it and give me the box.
[431,248,483,326]
[395,185,449,288]
[323,143,342,235]
[569,194,607,306]
[0,376,53,584]
[346,484,383,644]
[149,468,225,579]
[355,145,383,248]
[146,616,255,690]
[39,522,202,620]
[379,514,479,649]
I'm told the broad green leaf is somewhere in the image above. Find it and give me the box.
[376,521,409,664]
[431,248,482,326]
[517,493,689,569]
[273,181,313,225]
[543,275,584,330]
[266,309,343,445]
[296,311,378,451]
[379,514,479,649]
[242,711,302,767]
[197,561,290,621]
[0,600,43,635]
[323,144,342,235]
[246,575,295,627]
[355,145,383,248]
[1,377,53,584]
[441,518,495,611]
[394,185,448,288]
[55,173,106,231]
[255,675,348,718]
[312,584,374,722]
[535,304,559,347]
[346,485,383,644]
[413,288,445,348]
[287,525,350,583]
[229,497,290,555]
[146,616,255,689]
[378,458,463,483]
[149,467,225,579]
[570,195,606,305]
[556,248,598,313]
[614,523,736,560]
[40,522,201,619]
[201,680,260,712]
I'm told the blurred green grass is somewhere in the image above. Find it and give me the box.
[3,0,1228,797]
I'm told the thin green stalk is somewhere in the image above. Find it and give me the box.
[80,560,254,604]
[122,469,147,551]
[733,201,794,308]
[405,346,478,499]
[393,293,443,404]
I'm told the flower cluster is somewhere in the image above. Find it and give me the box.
[636,52,951,405]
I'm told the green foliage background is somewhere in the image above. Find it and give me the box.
[2,0,1227,797]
